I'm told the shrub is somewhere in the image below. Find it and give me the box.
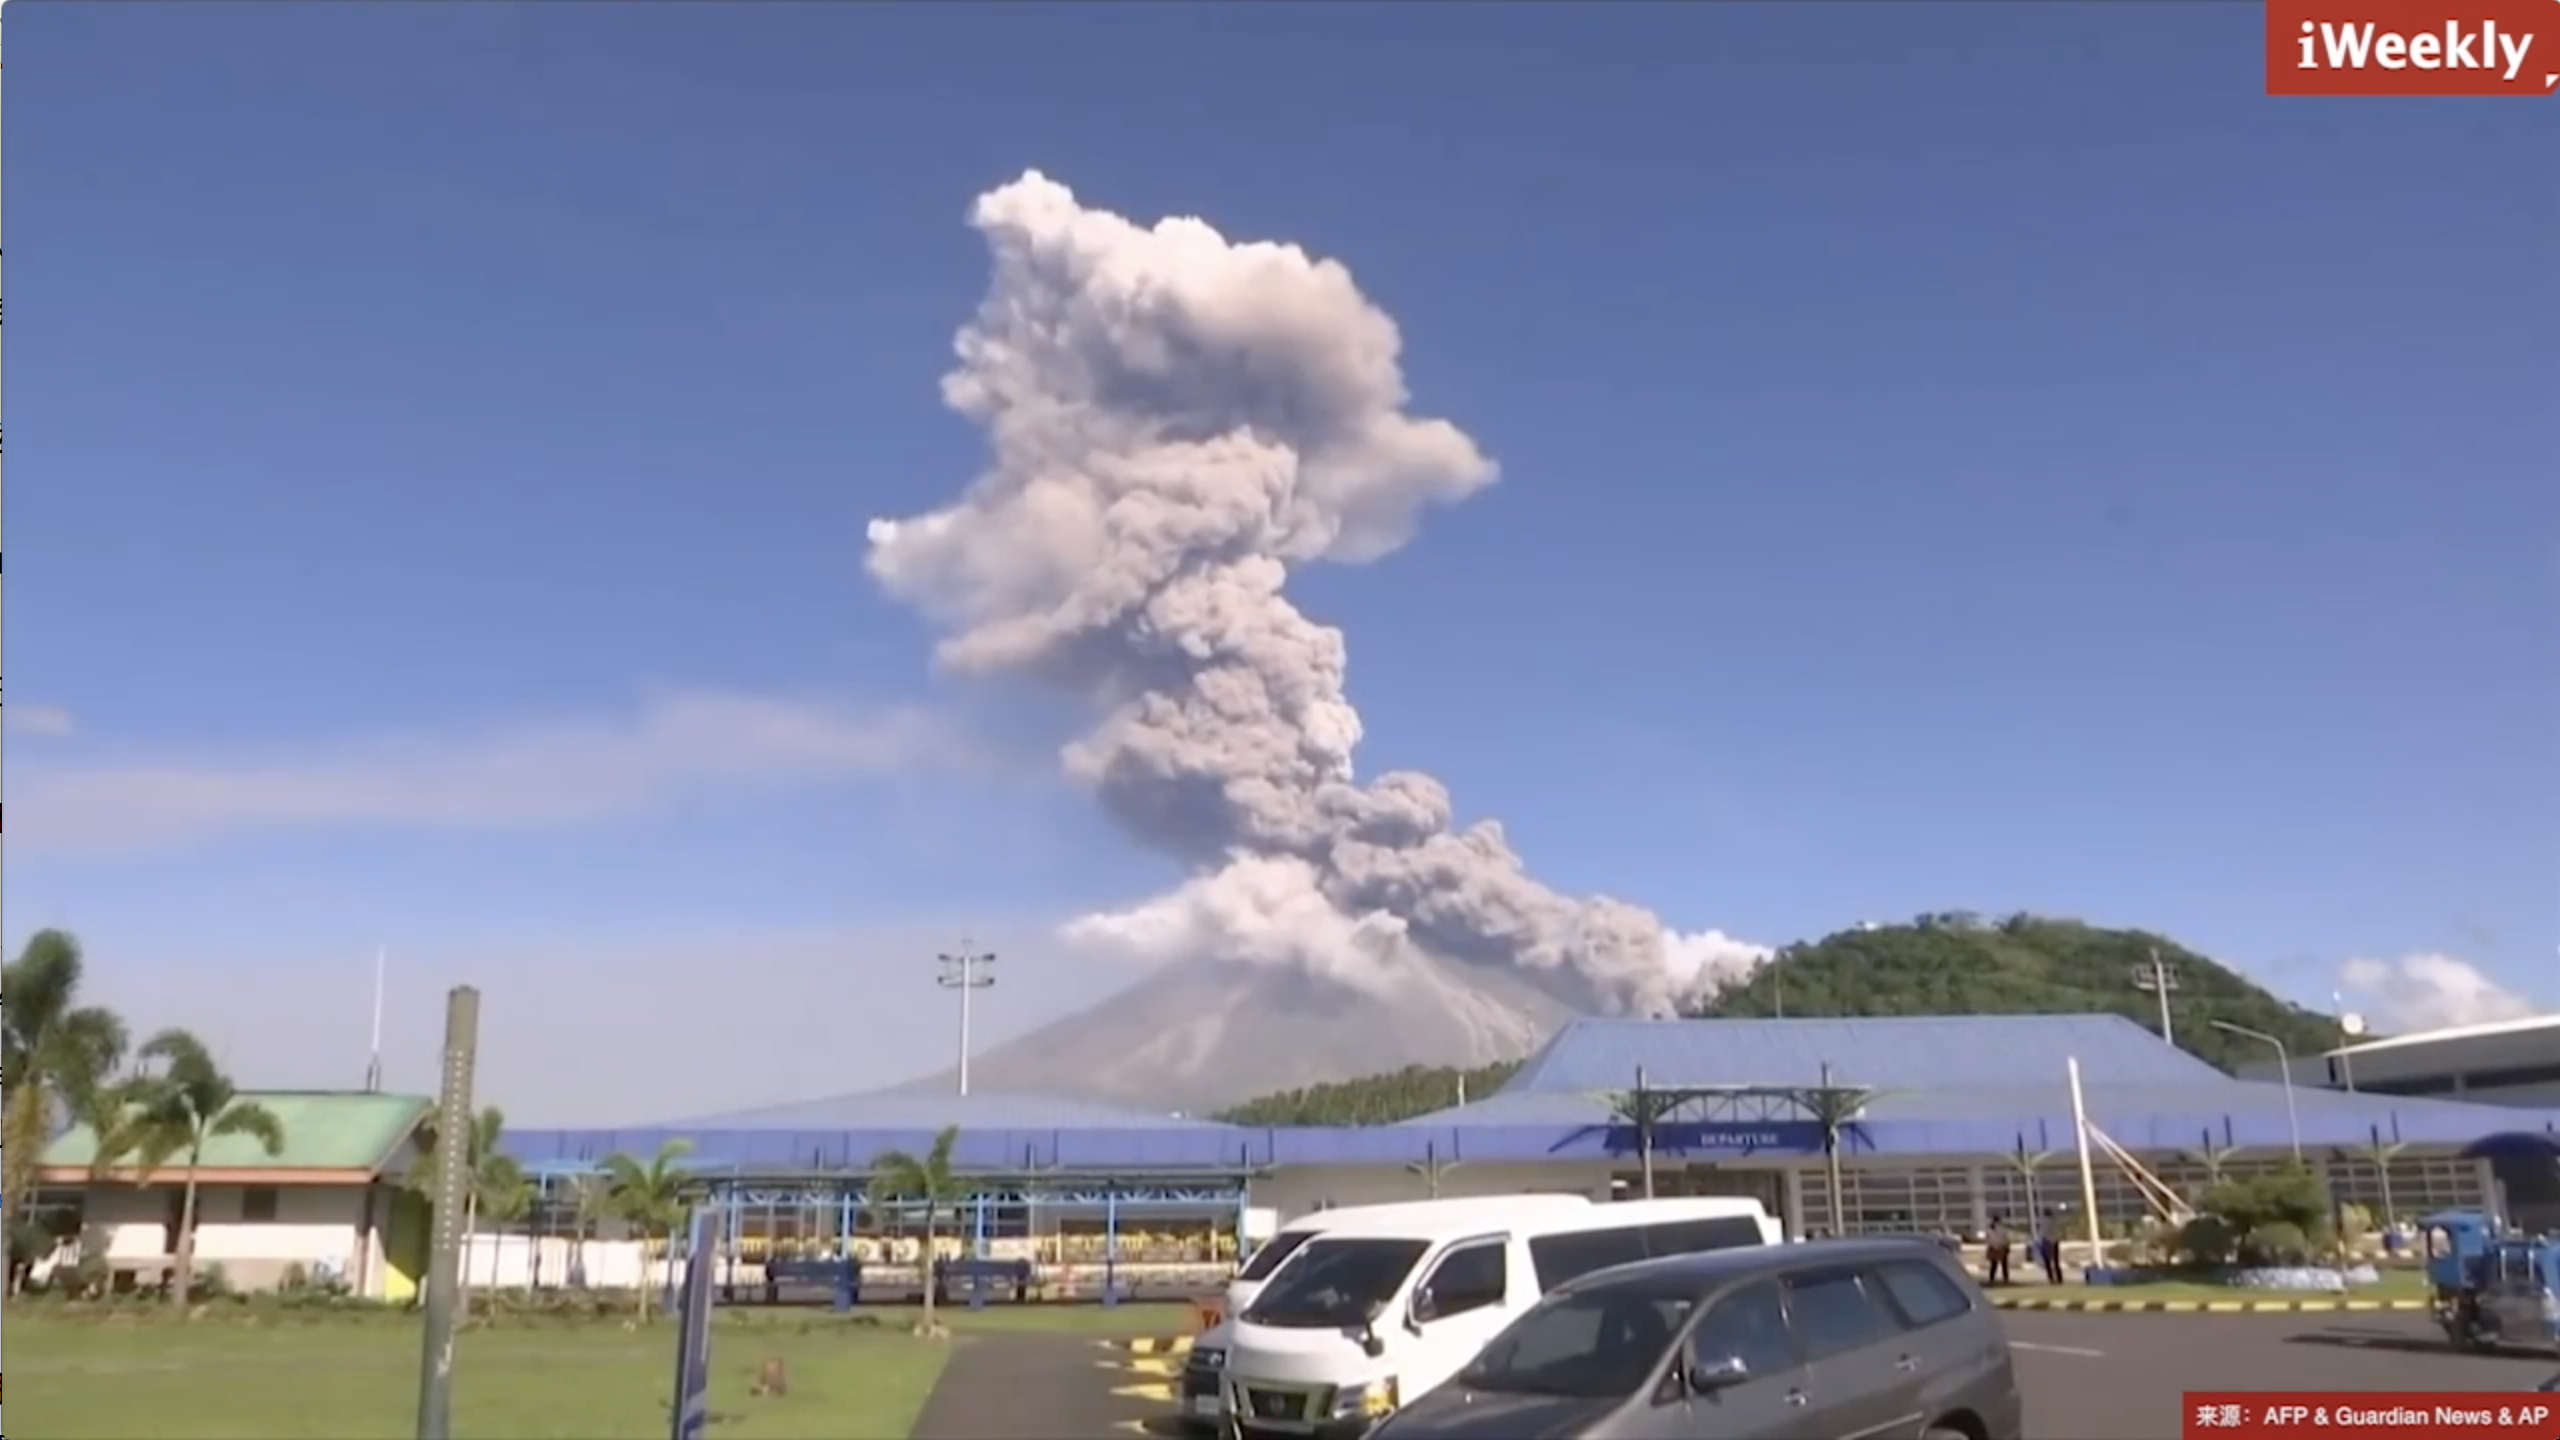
[2174,1214,2238,1267]
[2199,1162,2334,1250]
[2240,1221,2311,1266]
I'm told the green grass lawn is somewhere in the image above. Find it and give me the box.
[5,1302,1198,1440]
[1988,1267,2433,1306]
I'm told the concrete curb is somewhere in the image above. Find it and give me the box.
[1994,1296,2431,1314]
[1110,1335,1197,1355]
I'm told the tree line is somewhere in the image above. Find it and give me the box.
[1213,1060,1525,1127]
[1215,915,2355,1125]
[6,929,987,1325]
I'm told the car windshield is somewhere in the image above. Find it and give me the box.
[1240,1238,1429,1330]
[1459,1283,1696,1399]
[1238,1229,1315,1283]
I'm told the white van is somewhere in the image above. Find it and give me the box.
[1183,1196,1597,1424]
[1218,1197,1781,1438]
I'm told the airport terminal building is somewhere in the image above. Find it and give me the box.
[492,1013,2558,1274]
[41,1013,2560,1295]
[2239,1013,2560,1108]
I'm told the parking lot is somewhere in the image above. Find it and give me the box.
[1080,1311,2556,1440]
[2006,1309,2553,1438]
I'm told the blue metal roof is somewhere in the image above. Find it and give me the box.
[659,1091,1220,1132]
[1498,1014,2224,1095]
[502,1095,2560,1176]
[496,1016,2555,1177]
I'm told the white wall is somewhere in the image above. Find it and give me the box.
[80,1184,388,1294]
[459,1233,662,1292]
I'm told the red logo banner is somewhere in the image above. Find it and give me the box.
[2265,0,2560,94]
[2184,1393,2559,1439]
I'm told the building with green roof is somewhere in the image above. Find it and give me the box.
[39,1090,436,1299]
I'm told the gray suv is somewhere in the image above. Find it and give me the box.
[1370,1238,2020,1440]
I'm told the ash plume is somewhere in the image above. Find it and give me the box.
[867,172,1764,1016]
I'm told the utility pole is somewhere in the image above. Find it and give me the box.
[416,987,481,1440]
[937,941,996,1097]
[2131,948,2179,1046]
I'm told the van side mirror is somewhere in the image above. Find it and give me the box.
[1686,1354,1751,1392]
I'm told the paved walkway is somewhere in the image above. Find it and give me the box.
[910,1332,1165,1440]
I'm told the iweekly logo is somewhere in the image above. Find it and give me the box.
[2266,0,2560,94]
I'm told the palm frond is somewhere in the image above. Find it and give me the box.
[3,930,90,1045]
[211,1101,288,1157]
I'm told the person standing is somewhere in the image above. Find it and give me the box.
[2039,1224,2065,1284]
[1985,1216,2012,1286]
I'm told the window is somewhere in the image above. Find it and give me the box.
[1646,1217,1765,1258]
[1530,1226,1648,1288]
[1873,1259,1971,1328]
[1420,1240,1508,1321]
[1461,1284,1694,1399]
[2330,1156,2494,1218]
[1687,1281,1797,1379]
[1804,1166,1980,1236]
[240,1187,282,1223]
[1239,1229,1314,1282]
[1784,1271,1902,1361]
[1242,1238,1428,1330]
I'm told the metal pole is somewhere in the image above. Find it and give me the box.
[2065,1057,2104,1274]
[2213,1021,2302,1161]
[937,943,996,1098]
[2277,1049,2302,1161]
[1821,1061,1847,1238]
[367,946,388,1093]
[2131,950,2178,1047]
[2331,995,2359,1093]
[416,987,481,1440]
[1634,1066,1656,1200]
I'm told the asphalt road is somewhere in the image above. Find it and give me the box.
[1043,1312,2560,1440]
[2004,1309,2556,1438]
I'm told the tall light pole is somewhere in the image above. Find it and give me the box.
[937,941,996,1097]
[2333,999,2365,1092]
[2213,1019,2302,1161]
[2131,949,2180,1046]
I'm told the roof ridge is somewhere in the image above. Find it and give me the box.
[1566,1013,2142,1026]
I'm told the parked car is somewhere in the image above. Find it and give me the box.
[1370,1237,2020,1440]
[1220,1197,1783,1438]
[1183,1195,1602,1430]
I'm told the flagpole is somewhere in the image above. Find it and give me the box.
[366,946,387,1092]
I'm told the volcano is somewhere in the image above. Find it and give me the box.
[892,956,1580,1113]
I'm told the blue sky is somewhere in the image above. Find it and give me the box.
[8,3,2552,1122]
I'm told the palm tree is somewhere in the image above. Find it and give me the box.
[870,1126,969,1335]
[601,1139,694,1320]
[2,931,131,1232]
[94,1029,286,1306]
[566,1172,615,1288]
[406,1106,529,1313]
[2183,1139,2246,1194]
[482,1165,535,1298]
[2354,1130,2408,1230]
[2000,1143,2059,1233]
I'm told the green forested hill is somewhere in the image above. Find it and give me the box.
[1215,914,2347,1125]
[1695,912,2344,1075]
[1215,1061,1524,1126]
